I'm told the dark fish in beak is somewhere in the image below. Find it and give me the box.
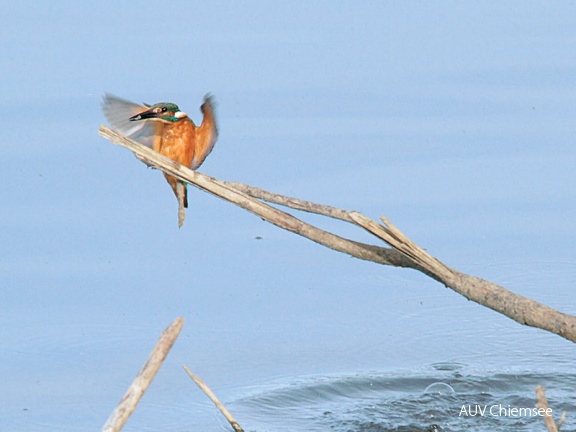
[130,108,158,121]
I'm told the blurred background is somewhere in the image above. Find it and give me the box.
[1,2,575,431]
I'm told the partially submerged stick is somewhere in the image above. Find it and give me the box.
[535,385,566,432]
[183,365,244,432]
[98,125,576,343]
[102,317,184,432]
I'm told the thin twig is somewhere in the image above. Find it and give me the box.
[102,317,184,432]
[98,125,576,344]
[535,385,566,432]
[558,412,566,430]
[224,181,355,223]
[183,365,244,432]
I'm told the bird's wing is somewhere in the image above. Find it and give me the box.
[190,94,218,170]
[101,93,160,148]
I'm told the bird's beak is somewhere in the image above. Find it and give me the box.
[130,108,158,122]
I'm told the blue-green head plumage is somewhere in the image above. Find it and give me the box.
[130,102,188,123]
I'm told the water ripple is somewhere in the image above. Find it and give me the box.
[230,367,575,431]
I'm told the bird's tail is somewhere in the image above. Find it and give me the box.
[176,182,187,228]
[165,175,189,207]
[164,174,188,227]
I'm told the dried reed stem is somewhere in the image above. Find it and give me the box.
[101,317,184,432]
[183,365,244,432]
[535,385,566,432]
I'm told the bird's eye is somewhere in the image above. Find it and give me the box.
[161,107,168,113]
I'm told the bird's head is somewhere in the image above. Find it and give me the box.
[129,102,188,123]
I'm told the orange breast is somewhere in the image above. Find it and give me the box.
[158,119,197,168]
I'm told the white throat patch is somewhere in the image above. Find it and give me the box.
[175,111,188,119]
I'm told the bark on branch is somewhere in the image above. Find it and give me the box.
[98,125,576,343]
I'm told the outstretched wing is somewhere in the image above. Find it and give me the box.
[190,94,218,170]
[101,93,160,149]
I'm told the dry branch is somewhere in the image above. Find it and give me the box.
[98,125,407,268]
[102,317,184,432]
[183,365,244,432]
[98,125,576,343]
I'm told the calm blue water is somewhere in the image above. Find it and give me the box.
[2,2,576,431]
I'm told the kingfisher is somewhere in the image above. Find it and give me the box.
[102,93,218,227]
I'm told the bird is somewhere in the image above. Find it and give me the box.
[102,93,218,227]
